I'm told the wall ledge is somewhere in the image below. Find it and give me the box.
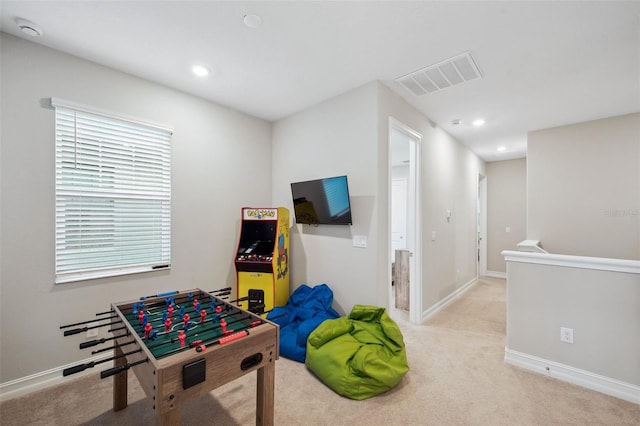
[502,250,640,274]
[504,347,640,404]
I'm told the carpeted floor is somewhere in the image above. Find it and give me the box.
[1,277,638,425]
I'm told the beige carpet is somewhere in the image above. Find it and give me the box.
[1,277,638,425]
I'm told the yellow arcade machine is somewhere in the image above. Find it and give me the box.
[234,207,290,314]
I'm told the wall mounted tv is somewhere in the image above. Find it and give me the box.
[291,175,353,225]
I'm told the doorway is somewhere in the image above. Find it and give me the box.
[389,118,422,324]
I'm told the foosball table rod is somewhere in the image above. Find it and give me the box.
[62,348,142,377]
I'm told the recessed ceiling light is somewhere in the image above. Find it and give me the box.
[451,119,462,126]
[192,65,210,77]
[472,119,486,127]
[243,14,263,28]
[497,146,507,152]
[15,18,42,37]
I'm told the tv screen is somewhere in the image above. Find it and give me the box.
[291,175,353,225]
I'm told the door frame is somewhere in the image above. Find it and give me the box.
[478,174,487,277]
[391,177,408,258]
[388,117,423,324]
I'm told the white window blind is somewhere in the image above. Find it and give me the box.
[53,99,172,284]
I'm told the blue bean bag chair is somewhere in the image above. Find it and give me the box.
[305,305,409,400]
[266,283,340,362]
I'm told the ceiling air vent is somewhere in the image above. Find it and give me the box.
[397,51,482,96]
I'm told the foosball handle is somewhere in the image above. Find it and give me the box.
[63,362,94,376]
[63,328,85,336]
[100,358,148,379]
[80,338,106,349]
[100,364,128,379]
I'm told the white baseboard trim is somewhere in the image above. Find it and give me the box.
[420,277,477,323]
[504,347,640,404]
[0,353,113,402]
[485,270,506,279]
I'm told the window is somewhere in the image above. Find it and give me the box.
[53,98,172,284]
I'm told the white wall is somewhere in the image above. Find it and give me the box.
[486,159,527,273]
[272,82,379,315]
[377,84,486,314]
[504,253,640,401]
[272,81,485,318]
[0,34,272,383]
[527,113,640,260]
[506,261,639,385]
[502,113,640,402]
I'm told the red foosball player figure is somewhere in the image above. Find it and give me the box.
[138,310,145,324]
[178,330,186,348]
[167,304,174,318]
[144,322,153,339]
[200,309,207,323]
[193,299,199,311]
[183,313,190,328]
[165,317,172,332]
[220,318,227,334]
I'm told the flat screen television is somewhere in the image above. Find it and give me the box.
[291,175,353,225]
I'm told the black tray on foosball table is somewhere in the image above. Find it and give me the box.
[109,288,279,426]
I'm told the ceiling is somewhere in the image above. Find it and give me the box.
[1,1,639,162]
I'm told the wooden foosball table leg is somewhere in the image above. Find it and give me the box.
[256,359,275,426]
[157,408,180,425]
[113,345,128,412]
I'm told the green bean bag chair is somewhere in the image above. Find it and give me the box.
[305,305,409,400]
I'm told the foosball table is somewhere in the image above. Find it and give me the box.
[60,288,279,425]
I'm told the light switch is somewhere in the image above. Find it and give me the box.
[431,231,437,241]
[506,227,511,233]
[353,235,367,248]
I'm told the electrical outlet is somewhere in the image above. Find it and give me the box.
[86,322,99,339]
[560,327,574,344]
